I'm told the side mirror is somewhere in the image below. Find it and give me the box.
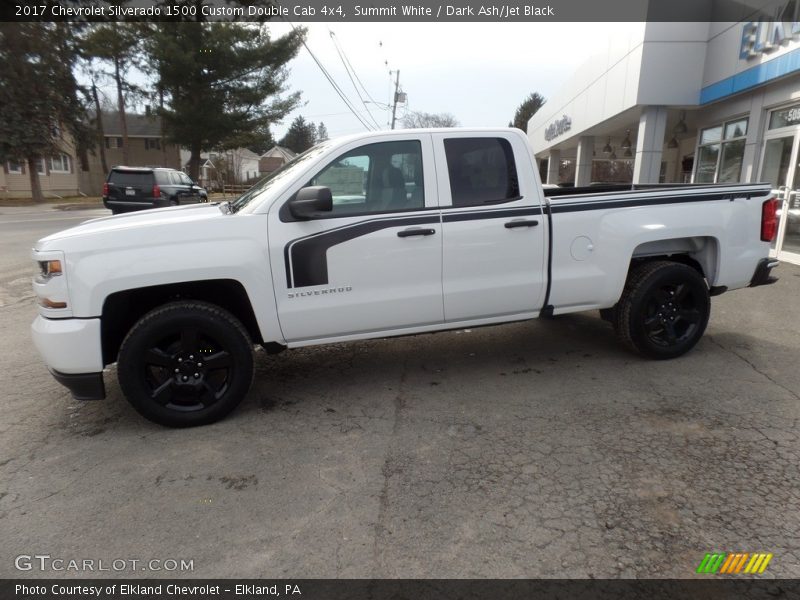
[289,186,333,220]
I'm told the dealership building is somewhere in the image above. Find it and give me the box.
[527,15,800,264]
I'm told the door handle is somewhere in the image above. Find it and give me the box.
[504,219,539,229]
[397,228,436,237]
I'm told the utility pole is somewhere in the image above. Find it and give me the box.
[390,70,401,130]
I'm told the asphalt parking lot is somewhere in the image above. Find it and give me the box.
[1,205,799,579]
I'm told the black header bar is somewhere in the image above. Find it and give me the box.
[4,579,800,600]
[1,0,794,22]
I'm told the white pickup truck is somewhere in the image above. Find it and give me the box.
[31,129,780,426]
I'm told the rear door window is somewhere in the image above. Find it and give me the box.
[443,137,520,207]
[109,171,153,188]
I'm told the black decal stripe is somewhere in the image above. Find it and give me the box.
[286,214,440,288]
[546,184,770,202]
[442,206,542,223]
[549,191,747,214]
[542,199,554,315]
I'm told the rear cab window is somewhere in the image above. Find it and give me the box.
[443,137,520,207]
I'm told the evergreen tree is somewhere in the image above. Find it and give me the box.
[509,92,546,132]
[247,127,276,156]
[0,23,91,202]
[279,116,318,153]
[316,122,329,142]
[147,22,304,179]
[82,23,144,165]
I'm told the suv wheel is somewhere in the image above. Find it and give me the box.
[117,301,254,427]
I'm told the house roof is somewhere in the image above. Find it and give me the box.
[261,146,297,161]
[101,112,164,137]
[233,148,261,161]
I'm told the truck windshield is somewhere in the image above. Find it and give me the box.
[230,142,333,213]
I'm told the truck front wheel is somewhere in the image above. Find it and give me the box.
[117,301,254,427]
[613,261,710,360]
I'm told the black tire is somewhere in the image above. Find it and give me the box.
[169,197,179,206]
[612,261,710,360]
[117,301,254,427]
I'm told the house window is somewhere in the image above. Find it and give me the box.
[145,138,161,150]
[36,158,46,174]
[105,137,123,149]
[49,154,71,173]
[694,118,748,184]
[7,160,23,174]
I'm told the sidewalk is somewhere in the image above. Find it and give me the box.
[0,197,103,211]
[0,200,104,214]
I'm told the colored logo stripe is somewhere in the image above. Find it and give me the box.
[697,553,773,574]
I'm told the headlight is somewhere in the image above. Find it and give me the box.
[32,250,71,316]
[37,259,63,281]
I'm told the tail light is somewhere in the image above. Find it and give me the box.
[153,184,161,198]
[102,182,109,196]
[761,197,779,242]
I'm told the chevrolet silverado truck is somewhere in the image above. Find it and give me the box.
[31,129,780,427]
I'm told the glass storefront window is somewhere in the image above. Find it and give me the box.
[724,119,748,139]
[761,137,793,188]
[718,139,746,183]
[694,118,748,183]
[700,126,722,145]
[768,103,800,130]
[591,159,634,184]
[695,144,719,183]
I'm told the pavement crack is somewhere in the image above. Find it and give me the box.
[372,357,409,576]
[708,335,800,402]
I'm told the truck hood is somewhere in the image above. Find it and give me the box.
[35,204,227,249]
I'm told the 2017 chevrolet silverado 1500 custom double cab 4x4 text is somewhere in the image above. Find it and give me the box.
[31,129,780,427]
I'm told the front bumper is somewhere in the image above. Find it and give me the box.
[51,370,105,401]
[749,258,780,288]
[31,316,106,400]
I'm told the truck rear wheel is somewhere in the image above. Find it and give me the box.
[613,261,710,360]
[117,301,254,427]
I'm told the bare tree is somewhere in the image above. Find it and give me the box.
[401,111,460,129]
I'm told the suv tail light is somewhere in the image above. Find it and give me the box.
[761,198,779,242]
[153,184,161,198]
[102,182,109,196]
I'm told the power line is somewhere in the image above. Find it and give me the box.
[284,21,375,132]
[329,30,383,129]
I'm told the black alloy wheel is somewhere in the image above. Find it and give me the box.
[118,301,254,427]
[613,261,710,359]
[641,281,703,348]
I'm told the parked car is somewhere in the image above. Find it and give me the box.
[33,128,779,427]
[102,166,207,214]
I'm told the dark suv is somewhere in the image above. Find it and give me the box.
[102,166,208,214]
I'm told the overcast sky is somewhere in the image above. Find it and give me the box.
[266,22,608,139]
[94,23,633,144]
